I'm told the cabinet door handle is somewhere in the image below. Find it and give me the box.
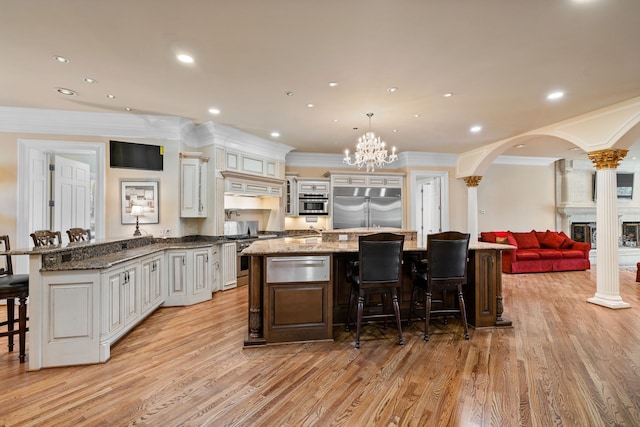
[182,256,186,266]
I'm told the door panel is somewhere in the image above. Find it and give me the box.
[54,155,91,238]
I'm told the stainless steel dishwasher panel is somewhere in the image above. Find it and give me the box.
[266,255,330,283]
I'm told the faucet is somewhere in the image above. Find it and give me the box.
[309,225,324,235]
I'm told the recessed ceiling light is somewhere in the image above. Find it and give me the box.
[124,107,132,112]
[392,129,398,133]
[285,91,294,96]
[387,87,398,93]
[413,114,421,118]
[515,144,526,149]
[208,108,220,115]
[106,94,116,99]
[53,55,69,63]
[83,77,97,83]
[270,131,280,138]
[333,119,339,123]
[569,147,581,151]
[547,91,565,100]
[328,82,338,87]
[307,103,314,108]
[443,92,453,97]
[56,87,76,96]
[176,54,194,64]
[470,125,482,133]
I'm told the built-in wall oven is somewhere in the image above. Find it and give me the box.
[298,192,329,215]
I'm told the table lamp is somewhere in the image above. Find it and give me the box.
[131,205,144,236]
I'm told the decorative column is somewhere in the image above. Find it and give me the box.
[587,149,630,309]
[463,176,482,242]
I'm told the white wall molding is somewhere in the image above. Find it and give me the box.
[0,106,189,141]
[195,121,294,161]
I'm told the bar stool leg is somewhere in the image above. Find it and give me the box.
[6,297,15,352]
[18,295,27,363]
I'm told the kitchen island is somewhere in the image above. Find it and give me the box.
[6,236,228,370]
[242,231,513,346]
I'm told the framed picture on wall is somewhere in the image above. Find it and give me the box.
[121,180,159,224]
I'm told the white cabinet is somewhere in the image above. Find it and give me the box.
[286,175,297,216]
[297,179,330,194]
[211,244,221,292]
[331,175,367,186]
[329,173,403,188]
[180,152,209,218]
[221,242,237,290]
[140,254,164,316]
[225,150,278,178]
[165,247,213,306]
[101,261,139,343]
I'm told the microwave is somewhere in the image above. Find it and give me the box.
[298,192,329,215]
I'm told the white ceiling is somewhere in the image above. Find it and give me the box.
[1,0,640,161]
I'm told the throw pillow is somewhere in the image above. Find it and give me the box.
[559,231,575,249]
[496,236,509,244]
[480,232,496,243]
[540,230,566,249]
[511,231,541,249]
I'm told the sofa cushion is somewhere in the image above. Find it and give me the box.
[540,231,566,249]
[537,249,563,259]
[512,231,541,249]
[559,231,576,249]
[515,250,541,260]
[561,250,586,259]
[481,231,510,244]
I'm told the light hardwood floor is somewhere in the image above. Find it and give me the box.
[1,269,640,426]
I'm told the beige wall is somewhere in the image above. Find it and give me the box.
[478,163,557,233]
[0,131,559,244]
[0,132,182,245]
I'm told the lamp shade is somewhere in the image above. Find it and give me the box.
[130,205,144,216]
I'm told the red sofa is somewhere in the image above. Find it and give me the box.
[480,230,591,274]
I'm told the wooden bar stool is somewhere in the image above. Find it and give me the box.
[30,229,62,247]
[0,235,29,363]
[66,228,91,242]
[345,232,405,348]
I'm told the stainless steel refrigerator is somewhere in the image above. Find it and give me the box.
[332,187,402,229]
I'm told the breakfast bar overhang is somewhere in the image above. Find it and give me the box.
[242,233,513,346]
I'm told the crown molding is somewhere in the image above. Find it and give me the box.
[0,106,191,140]
[285,151,459,168]
[194,121,295,161]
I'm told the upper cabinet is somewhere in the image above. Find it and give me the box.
[326,172,404,189]
[225,150,278,179]
[180,152,209,218]
[297,179,330,194]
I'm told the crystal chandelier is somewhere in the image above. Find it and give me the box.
[343,113,397,172]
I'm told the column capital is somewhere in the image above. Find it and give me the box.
[587,149,628,170]
[463,176,482,187]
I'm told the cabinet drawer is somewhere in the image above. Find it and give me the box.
[267,256,330,283]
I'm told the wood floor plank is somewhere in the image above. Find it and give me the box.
[1,270,640,426]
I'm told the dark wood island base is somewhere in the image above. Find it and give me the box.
[242,236,512,347]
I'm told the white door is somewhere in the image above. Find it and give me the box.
[28,148,49,234]
[53,155,91,236]
[420,178,442,235]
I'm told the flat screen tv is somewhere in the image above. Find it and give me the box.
[593,172,634,200]
[109,140,164,171]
